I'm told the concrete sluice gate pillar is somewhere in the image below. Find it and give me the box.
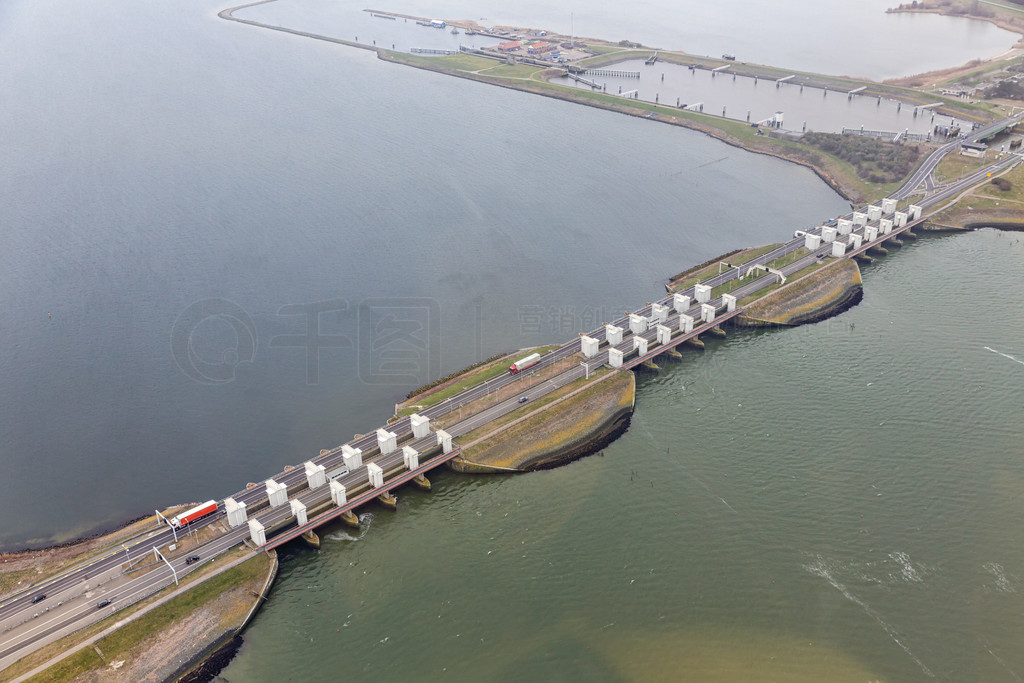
[289,499,308,526]
[865,226,878,242]
[837,219,852,236]
[435,429,453,453]
[893,211,907,227]
[700,303,716,323]
[850,234,863,249]
[608,347,624,368]
[722,293,737,312]
[678,313,694,333]
[224,497,247,527]
[672,293,691,313]
[330,479,347,506]
[821,226,837,243]
[580,335,599,358]
[266,479,288,508]
[629,313,647,335]
[248,519,266,547]
[342,444,363,470]
[694,284,712,304]
[376,428,398,455]
[304,461,326,490]
[402,446,419,470]
[867,205,882,222]
[410,413,431,439]
[852,212,868,226]
[605,324,623,345]
[366,462,384,488]
[633,336,649,356]
[656,324,672,346]
[832,240,847,257]
[908,205,922,220]
[880,218,894,235]
[651,303,669,322]
[882,198,897,215]
[804,234,821,250]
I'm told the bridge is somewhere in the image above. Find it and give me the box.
[1,93,1020,669]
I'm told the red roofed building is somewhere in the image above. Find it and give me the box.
[497,41,521,51]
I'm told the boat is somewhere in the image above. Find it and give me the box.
[451,27,460,34]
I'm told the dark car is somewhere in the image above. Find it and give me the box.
[518,396,529,404]
[31,594,46,604]
[185,555,200,565]
[97,599,111,608]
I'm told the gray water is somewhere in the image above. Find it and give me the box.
[221,229,1024,682]
[558,60,967,135]
[240,0,1019,81]
[3,0,1024,680]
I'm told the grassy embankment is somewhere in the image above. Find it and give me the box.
[738,258,863,327]
[453,368,635,472]
[1,548,273,683]
[926,162,1024,230]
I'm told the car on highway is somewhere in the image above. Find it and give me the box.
[96,599,111,608]
[185,555,200,565]
[518,396,529,404]
[31,594,46,604]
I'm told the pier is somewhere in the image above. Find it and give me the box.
[583,68,640,78]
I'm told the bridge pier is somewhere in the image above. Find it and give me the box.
[707,326,726,338]
[664,348,683,361]
[339,510,360,528]
[686,337,705,350]
[377,491,398,510]
[412,474,432,491]
[302,530,321,549]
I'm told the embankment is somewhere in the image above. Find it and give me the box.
[738,258,864,327]
[451,370,635,473]
[924,206,1024,232]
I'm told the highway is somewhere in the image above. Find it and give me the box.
[1,112,1020,672]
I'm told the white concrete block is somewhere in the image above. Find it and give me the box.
[694,284,712,304]
[224,497,247,528]
[864,226,878,242]
[832,240,847,257]
[656,324,672,346]
[304,461,326,490]
[580,335,599,358]
[837,219,853,236]
[853,212,868,226]
[248,519,266,546]
[908,204,922,220]
[410,413,431,439]
[722,293,737,312]
[850,233,862,249]
[893,211,907,227]
[678,313,694,334]
[376,428,398,455]
[608,347,624,368]
[804,234,822,250]
[651,303,669,323]
[330,479,347,506]
[289,499,307,526]
[882,197,897,214]
[700,303,716,323]
[629,313,647,335]
[266,479,288,508]
[633,336,649,356]
[821,226,837,243]
[672,293,691,313]
[435,429,453,453]
[867,205,882,222]
[366,462,384,488]
[604,324,623,346]
[402,445,419,470]
[342,445,363,470]
[880,218,893,235]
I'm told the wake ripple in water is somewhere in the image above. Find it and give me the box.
[982,562,1019,594]
[323,513,374,543]
[984,346,1024,367]
[803,554,934,677]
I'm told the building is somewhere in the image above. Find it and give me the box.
[527,42,555,54]
[497,40,521,51]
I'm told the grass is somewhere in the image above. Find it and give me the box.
[4,549,271,683]
[934,152,995,183]
[738,260,828,305]
[669,244,781,292]
[398,345,560,415]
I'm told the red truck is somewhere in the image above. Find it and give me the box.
[170,500,218,529]
[508,353,541,375]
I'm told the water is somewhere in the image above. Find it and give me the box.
[222,229,1024,681]
[557,60,968,135]
[3,0,1023,679]
[240,0,1019,80]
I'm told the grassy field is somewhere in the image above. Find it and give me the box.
[668,244,781,292]
[2,548,270,683]
[934,152,997,183]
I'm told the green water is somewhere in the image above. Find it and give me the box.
[222,229,1024,681]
